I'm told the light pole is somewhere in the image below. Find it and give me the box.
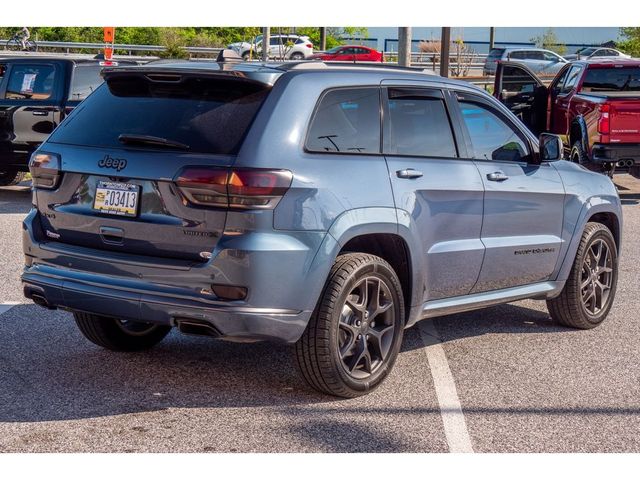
[440,27,451,77]
[398,27,412,67]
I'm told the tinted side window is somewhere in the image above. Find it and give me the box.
[5,64,56,100]
[502,65,538,94]
[509,51,526,60]
[459,99,529,162]
[384,91,457,158]
[551,66,571,94]
[306,88,380,154]
[68,65,103,101]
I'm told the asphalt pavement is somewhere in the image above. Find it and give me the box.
[0,177,638,452]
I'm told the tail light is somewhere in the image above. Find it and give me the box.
[306,43,313,49]
[175,167,293,209]
[29,152,61,189]
[598,104,610,134]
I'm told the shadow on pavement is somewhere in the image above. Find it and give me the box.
[0,305,328,423]
[401,302,569,353]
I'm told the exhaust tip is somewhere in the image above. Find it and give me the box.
[176,319,221,338]
[31,293,55,310]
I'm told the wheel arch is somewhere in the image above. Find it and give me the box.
[569,116,589,156]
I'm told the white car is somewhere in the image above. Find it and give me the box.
[228,34,314,61]
[564,47,631,61]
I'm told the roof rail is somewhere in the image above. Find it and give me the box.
[279,61,437,75]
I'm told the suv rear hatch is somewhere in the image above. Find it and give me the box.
[33,69,273,262]
[581,65,640,143]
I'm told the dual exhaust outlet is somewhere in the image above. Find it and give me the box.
[616,159,635,168]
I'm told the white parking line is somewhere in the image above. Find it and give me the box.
[0,303,19,315]
[418,320,474,453]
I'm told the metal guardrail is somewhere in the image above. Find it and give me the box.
[0,39,222,55]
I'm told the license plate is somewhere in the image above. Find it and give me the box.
[93,181,140,217]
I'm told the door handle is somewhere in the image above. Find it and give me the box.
[31,110,49,116]
[396,168,423,179]
[99,226,124,245]
[487,171,509,182]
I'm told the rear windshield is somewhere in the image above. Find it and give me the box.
[582,67,640,92]
[49,75,270,154]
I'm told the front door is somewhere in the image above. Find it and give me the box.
[382,83,485,302]
[549,64,583,139]
[453,91,565,293]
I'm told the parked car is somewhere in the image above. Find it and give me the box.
[494,58,640,177]
[308,45,383,62]
[228,34,313,61]
[484,47,567,76]
[564,47,631,61]
[0,56,134,186]
[23,61,621,398]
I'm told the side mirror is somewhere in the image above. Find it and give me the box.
[539,133,563,161]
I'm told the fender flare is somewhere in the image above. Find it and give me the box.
[569,116,589,156]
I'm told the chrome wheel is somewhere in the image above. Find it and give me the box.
[581,239,614,316]
[338,276,396,379]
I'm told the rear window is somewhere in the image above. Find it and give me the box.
[582,67,640,92]
[68,64,103,101]
[5,64,56,100]
[48,75,270,154]
[306,87,380,154]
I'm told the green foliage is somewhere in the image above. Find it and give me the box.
[0,26,361,54]
[530,28,567,56]
[619,27,640,57]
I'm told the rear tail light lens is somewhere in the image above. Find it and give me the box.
[598,104,610,134]
[306,43,313,49]
[175,167,293,209]
[29,152,61,189]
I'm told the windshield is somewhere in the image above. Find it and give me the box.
[48,75,270,154]
[325,46,343,54]
[582,67,640,92]
[580,48,597,56]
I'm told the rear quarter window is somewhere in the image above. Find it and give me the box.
[306,87,381,154]
[68,65,104,101]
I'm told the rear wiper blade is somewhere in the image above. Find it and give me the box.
[118,134,190,150]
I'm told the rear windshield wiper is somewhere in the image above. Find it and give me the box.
[118,134,190,150]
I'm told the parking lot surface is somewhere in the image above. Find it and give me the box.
[0,177,639,453]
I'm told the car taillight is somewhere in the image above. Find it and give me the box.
[598,104,610,134]
[29,152,61,189]
[174,167,293,209]
[306,43,313,49]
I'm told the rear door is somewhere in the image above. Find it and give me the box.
[452,91,565,292]
[494,61,547,134]
[382,82,485,301]
[36,73,271,261]
[0,62,64,160]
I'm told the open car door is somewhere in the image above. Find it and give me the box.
[494,61,549,135]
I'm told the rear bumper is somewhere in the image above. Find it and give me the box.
[22,265,311,342]
[591,143,640,166]
[21,209,329,343]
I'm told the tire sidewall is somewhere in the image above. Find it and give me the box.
[326,261,405,393]
[575,227,619,326]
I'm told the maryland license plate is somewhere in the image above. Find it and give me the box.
[93,181,140,217]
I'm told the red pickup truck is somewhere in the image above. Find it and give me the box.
[494,58,640,178]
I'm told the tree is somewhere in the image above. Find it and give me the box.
[619,28,640,57]
[530,28,567,56]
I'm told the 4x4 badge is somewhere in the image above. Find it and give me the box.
[98,154,127,171]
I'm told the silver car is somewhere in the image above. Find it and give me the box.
[484,47,568,76]
[564,47,631,61]
[228,34,313,61]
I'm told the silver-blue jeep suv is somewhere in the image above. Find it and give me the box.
[22,60,622,397]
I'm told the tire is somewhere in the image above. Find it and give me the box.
[547,222,618,329]
[295,253,405,398]
[26,40,37,52]
[74,312,172,351]
[290,52,304,60]
[570,140,589,166]
[5,39,20,51]
[242,51,251,61]
[0,170,26,186]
